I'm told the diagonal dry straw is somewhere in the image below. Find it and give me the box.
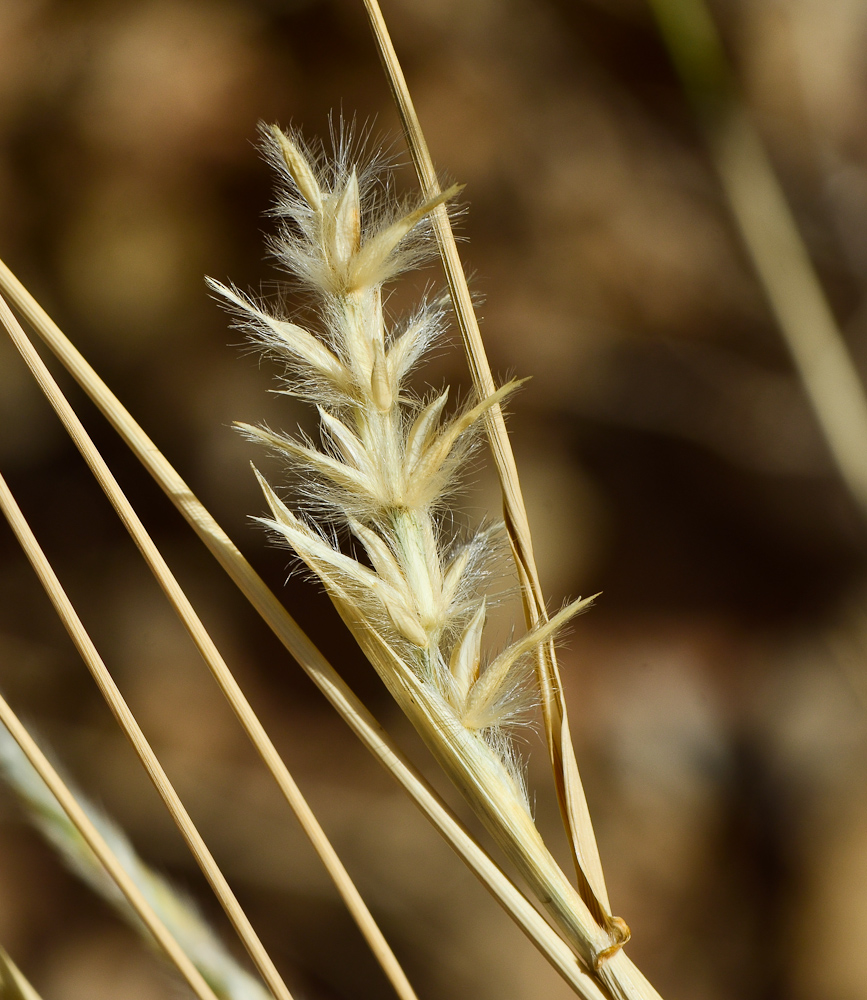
[0,469,292,1000]
[647,0,867,522]
[360,0,622,942]
[0,699,220,1000]
[0,260,607,999]
[0,297,297,1000]
[0,947,44,1000]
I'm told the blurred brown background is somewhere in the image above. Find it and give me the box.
[2,0,867,998]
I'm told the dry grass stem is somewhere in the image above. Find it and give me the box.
[0,259,604,998]
[0,297,294,1000]
[712,115,867,512]
[0,948,43,1000]
[360,0,619,937]
[0,469,285,999]
[0,695,221,1000]
[648,0,867,521]
[0,725,272,1000]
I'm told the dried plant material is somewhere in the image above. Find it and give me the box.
[0,3,678,994]
[0,257,609,999]
[0,468,290,999]
[648,0,867,521]
[0,291,416,1000]
[0,949,43,1000]
[0,694,220,1000]
[0,726,269,1000]
[215,123,660,999]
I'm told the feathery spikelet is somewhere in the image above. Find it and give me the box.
[211,124,618,974]
[0,723,269,1000]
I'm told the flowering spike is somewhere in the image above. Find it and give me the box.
[208,280,352,396]
[405,389,449,471]
[411,379,524,483]
[317,408,369,471]
[349,519,406,592]
[238,422,372,496]
[216,126,632,978]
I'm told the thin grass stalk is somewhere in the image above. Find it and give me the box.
[359,0,619,939]
[0,260,606,999]
[0,695,221,1000]
[647,0,867,521]
[0,948,43,1000]
[0,716,274,1000]
[0,469,291,1000]
[0,300,294,1000]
